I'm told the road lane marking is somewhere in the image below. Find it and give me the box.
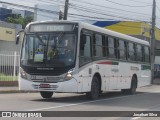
[132,117,141,120]
[27,92,157,111]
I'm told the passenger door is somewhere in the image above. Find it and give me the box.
[78,31,93,92]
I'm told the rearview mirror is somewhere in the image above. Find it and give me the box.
[16,30,24,45]
[16,34,20,44]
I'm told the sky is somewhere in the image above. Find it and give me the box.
[0,0,160,28]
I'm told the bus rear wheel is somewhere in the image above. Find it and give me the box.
[40,91,53,98]
[121,76,137,95]
[86,76,100,100]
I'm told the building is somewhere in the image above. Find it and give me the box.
[34,4,59,21]
[0,7,33,22]
[0,7,12,21]
[0,21,22,52]
[12,9,34,18]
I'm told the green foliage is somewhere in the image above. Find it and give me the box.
[6,14,33,29]
[0,73,18,81]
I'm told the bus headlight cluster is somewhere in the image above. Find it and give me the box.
[65,68,75,80]
[20,68,28,80]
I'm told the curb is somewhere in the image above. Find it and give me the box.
[0,90,38,94]
[0,90,20,94]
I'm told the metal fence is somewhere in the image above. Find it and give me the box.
[0,51,20,86]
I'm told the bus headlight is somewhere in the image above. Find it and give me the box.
[20,68,28,80]
[65,68,75,80]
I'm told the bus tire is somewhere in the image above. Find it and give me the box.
[121,76,137,95]
[40,91,53,98]
[86,76,100,100]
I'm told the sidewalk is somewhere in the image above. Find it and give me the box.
[153,78,160,84]
[0,78,160,93]
[0,86,19,93]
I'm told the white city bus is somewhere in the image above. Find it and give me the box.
[17,21,151,99]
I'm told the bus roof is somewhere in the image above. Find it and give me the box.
[26,20,150,46]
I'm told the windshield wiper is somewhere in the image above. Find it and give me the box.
[35,33,46,46]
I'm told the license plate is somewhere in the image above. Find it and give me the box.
[40,84,50,88]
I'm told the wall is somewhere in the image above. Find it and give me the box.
[0,21,22,52]
[0,26,15,41]
[0,40,21,51]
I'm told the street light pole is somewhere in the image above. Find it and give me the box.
[150,0,156,83]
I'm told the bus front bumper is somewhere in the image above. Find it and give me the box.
[19,78,79,93]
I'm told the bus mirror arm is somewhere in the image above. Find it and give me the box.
[16,34,20,45]
[16,29,25,45]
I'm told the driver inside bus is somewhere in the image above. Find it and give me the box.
[47,46,57,60]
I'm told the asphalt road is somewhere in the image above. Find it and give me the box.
[0,85,160,120]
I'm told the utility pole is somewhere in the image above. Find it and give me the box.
[34,4,38,21]
[63,0,69,20]
[59,10,63,20]
[150,0,156,83]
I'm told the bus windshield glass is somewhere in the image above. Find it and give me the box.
[21,32,77,67]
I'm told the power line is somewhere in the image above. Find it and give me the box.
[69,13,150,23]
[105,0,152,7]
[70,8,151,23]
[70,3,151,18]
[11,0,63,7]
[69,3,151,22]
[70,4,151,20]
[70,0,152,17]
[35,0,64,6]
[125,0,151,5]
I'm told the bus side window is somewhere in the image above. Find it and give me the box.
[142,46,145,62]
[79,34,92,66]
[118,39,126,60]
[124,41,128,60]
[128,42,136,61]
[93,34,103,58]
[144,46,150,63]
[136,44,143,62]
[102,35,106,57]
[108,37,116,59]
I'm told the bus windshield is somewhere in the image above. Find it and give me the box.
[21,32,77,67]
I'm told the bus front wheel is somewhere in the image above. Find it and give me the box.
[121,76,137,95]
[40,91,53,98]
[86,76,100,100]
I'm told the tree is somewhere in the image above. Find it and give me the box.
[6,14,33,29]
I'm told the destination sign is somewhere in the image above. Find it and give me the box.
[29,24,75,32]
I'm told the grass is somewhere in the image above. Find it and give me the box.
[0,73,18,81]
